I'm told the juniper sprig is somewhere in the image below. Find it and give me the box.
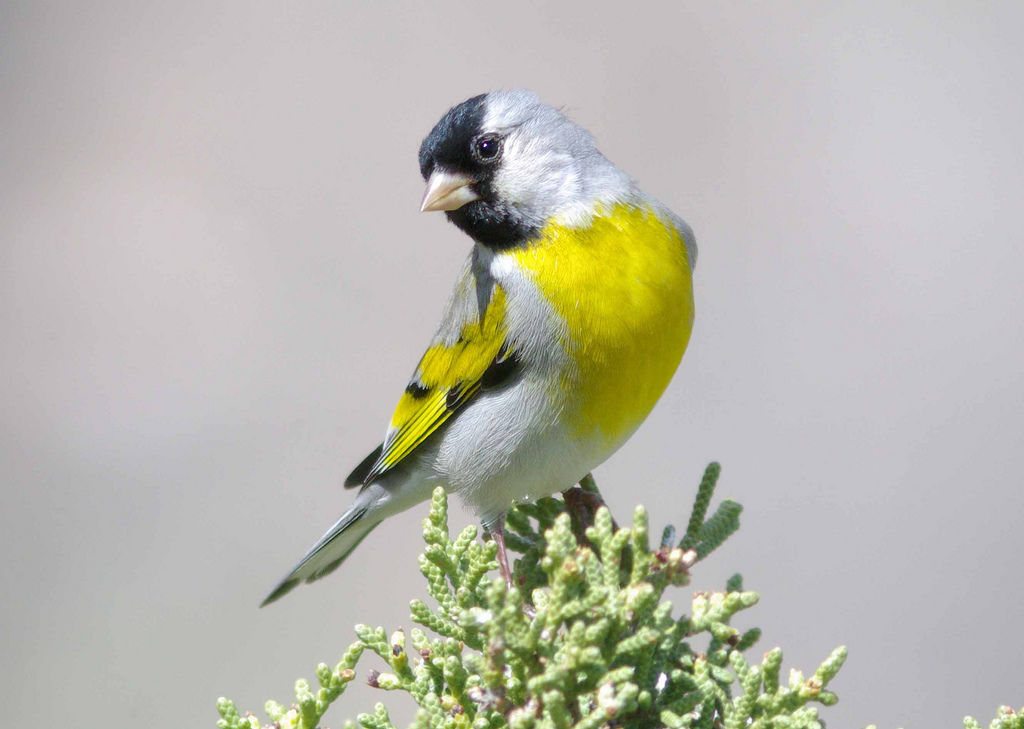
[218,464,850,729]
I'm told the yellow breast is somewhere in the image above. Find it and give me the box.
[512,203,694,446]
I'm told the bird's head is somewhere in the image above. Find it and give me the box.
[418,90,626,249]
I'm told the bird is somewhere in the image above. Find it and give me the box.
[261,89,697,606]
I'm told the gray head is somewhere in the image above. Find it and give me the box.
[418,90,631,250]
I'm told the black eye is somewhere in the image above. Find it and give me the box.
[473,134,502,162]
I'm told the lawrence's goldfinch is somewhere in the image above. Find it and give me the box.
[262,90,697,606]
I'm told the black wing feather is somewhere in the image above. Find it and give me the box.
[344,442,384,489]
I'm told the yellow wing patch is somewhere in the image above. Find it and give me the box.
[362,285,511,483]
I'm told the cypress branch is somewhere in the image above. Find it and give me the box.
[217,464,1015,729]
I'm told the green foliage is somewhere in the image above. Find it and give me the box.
[217,463,858,729]
[217,641,364,729]
[963,707,1024,729]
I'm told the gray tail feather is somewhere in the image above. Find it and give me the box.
[260,504,381,607]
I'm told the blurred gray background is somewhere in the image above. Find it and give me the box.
[2,2,1022,727]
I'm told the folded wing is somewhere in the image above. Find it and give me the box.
[346,269,519,488]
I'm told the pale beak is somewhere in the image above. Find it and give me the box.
[420,169,481,212]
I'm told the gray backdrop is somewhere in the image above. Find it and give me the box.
[2,2,1022,727]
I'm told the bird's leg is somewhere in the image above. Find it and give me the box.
[486,516,538,617]
[486,516,515,588]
